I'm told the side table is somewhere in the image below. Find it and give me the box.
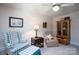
[31,37,44,48]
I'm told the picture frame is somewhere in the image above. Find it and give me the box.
[43,22,47,28]
[9,17,23,28]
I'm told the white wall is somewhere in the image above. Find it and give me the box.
[0,5,53,47]
[1,3,79,48]
[52,11,79,46]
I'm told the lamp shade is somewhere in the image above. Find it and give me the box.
[52,5,60,12]
[33,25,39,31]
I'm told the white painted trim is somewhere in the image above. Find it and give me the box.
[70,41,79,47]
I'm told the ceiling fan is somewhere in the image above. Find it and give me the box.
[42,3,75,12]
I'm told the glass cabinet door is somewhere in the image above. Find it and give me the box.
[57,21,61,36]
[62,21,67,36]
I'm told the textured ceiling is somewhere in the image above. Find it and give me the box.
[0,3,79,17]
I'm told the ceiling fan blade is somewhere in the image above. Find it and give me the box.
[61,3,75,7]
[41,3,53,6]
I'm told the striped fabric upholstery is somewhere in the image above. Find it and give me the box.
[19,46,41,55]
[9,32,19,45]
[4,31,22,44]
[3,32,12,48]
[4,31,20,48]
[17,32,22,43]
[3,31,29,54]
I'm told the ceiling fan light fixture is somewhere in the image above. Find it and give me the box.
[52,5,60,12]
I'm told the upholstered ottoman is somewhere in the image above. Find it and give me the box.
[18,46,41,55]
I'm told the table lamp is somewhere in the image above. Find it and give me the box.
[33,25,39,38]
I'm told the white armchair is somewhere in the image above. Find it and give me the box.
[44,34,59,47]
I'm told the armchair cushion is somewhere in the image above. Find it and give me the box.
[46,34,52,38]
[10,43,29,53]
[45,34,54,40]
[17,32,27,43]
[10,32,19,45]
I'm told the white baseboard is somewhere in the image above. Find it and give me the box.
[70,41,79,48]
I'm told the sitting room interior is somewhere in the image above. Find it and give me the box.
[0,3,79,55]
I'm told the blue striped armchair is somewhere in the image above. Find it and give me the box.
[3,31,29,55]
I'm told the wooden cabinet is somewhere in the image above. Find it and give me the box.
[31,37,44,48]
[57,17,71,45]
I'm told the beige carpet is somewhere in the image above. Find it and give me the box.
[41,44,79,55]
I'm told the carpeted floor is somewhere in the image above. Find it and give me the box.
[41,44,79,55]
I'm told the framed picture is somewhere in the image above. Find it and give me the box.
[43,22,47,28]
[9,17,23,28]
